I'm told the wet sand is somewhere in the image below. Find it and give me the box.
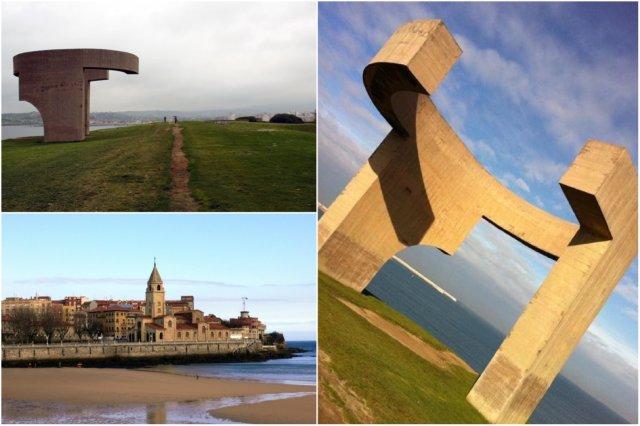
[210,394,316,423]
[2,368,315,421]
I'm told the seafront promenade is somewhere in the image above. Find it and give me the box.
[2,339,261,364]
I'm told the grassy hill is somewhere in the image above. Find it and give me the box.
[319,271,486,424]
[2,121,316,212]
[2,124,173,211]
[181,121,316,211]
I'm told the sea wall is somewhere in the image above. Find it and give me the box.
[2,340,262,367]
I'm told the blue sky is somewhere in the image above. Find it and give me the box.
[318,2,637,422]
[2,214,316,341]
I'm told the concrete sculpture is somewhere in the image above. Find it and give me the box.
[13,49,139,142]
[318,20,637,423]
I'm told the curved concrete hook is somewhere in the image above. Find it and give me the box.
[363,20,458,137]
[13,49,139,76]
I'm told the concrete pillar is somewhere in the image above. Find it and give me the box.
[467,142,637,423]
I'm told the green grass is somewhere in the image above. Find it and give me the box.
[319,271,487,423]
[2,121,316,212]
[2,124,173,211]
[181,121,316,211]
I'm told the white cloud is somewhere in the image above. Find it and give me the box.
[583,321,638,375]
[498,172,532,194]
[457,220,553,311]
[522,155,567,184]
[614,276,638,306]
[318,105,369,176]
[514,177,530,192]
[456,15,637,154]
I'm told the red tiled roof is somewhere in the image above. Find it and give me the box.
[88,304,132,313]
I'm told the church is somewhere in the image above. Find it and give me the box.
[132,262,265,343]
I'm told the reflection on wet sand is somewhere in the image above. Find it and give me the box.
[2,391,314,424]
[146,403,167,424]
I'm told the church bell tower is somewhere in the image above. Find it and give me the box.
[145,259,165,318]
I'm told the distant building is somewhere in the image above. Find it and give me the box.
[87,304,134,340]
[295,111,316,123]
[1,296,52,315]
[228,309,267,340]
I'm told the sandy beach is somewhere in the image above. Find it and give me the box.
[210,394,316,423]
[2,367,315,423]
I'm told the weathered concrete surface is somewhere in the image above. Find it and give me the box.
[318,19,638,423]
[13,49,138,142]
[2,340,260,363]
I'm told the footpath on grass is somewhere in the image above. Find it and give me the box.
[170,125,200,211]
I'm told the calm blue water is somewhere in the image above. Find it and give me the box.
[145,341,316,386]
[365,260,628,424]
[1,125,125,140]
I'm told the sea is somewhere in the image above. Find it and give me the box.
[144,340,317,386]
[365,259,628,424]
[2,341,316,424]
[1,125,125,140]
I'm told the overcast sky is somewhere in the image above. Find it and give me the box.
[319,2,637,422]
[1,1,316,113]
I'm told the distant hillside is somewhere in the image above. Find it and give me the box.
[3,109,316,126]
[2,111,43,126]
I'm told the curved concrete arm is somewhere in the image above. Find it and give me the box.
[359,20,578,260]
[13,49,138,76]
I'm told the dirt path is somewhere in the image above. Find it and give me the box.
[338,297,475,373]
[170,125,200,211]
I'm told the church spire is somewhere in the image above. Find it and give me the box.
[146,259,165,318]
[148,258,163,285]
